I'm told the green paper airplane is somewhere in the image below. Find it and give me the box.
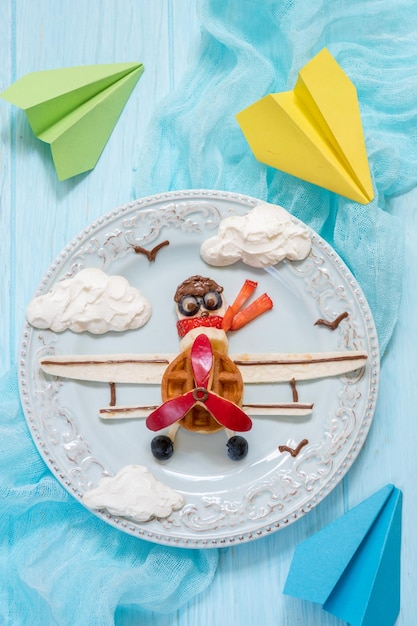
[1,62,144,180]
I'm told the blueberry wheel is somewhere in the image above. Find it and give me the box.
[226,435,248,461]
[151,435,174,460]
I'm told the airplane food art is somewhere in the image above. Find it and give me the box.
[38,273,368,461]
[22,192,378,540]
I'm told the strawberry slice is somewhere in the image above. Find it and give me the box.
[222,279,258,331]
[204,392,252,431]
[230,292,273,331]
[177,315,223,338]
[191,333,213,388]
[146,391,196,431]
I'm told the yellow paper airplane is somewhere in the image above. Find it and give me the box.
[236,48,374,204]
[1,62,144,180]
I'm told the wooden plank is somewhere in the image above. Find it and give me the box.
[11,0,173,368]
[0,0,13,374]
[3,2,416,626]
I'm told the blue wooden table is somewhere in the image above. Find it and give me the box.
[1,2,416,624]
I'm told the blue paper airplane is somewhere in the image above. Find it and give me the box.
[284,484,402,626]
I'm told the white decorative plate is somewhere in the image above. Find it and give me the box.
[19,190,379,547]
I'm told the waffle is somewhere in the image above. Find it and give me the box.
[161,347,244,433]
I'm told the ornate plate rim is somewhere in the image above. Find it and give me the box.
[18,189,380,548]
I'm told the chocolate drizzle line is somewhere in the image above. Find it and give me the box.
[243,402,314,409]
[279,438,309,457]
[314,311,349,330]
[243,403,313,409]
[99,405,159,414]
[133,239,170,261]
[290,377,298,402]
[109,382,116,406]
[41,358,170,366]
[234,353,365,366]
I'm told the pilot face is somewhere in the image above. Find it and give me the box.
[176,290,227,320]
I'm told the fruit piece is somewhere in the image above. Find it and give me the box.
[222,279,258,331]
[204,392,252,431]
[230,293,273,331]
[176,314,224,338]
[151,435,174,460]
[190,333,213,388]
[226,435,249,460]
[146,392,196,431]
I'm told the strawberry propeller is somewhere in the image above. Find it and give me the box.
[191,332,213,388]
[146,334,252,432]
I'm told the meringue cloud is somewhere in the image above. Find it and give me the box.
[200,202,311,268]
[26,267,151,334]
[83,465,185,522]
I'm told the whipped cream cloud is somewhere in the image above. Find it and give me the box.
[26,267,151,334]
[83,464,185,522]
[200,202,311,268]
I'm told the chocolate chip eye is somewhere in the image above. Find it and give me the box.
[178,295,200,317]
[203,290,222,311]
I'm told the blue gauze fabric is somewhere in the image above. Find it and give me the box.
[0,369,217,625]
[134,0,417,358]
[4,0,417,624]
